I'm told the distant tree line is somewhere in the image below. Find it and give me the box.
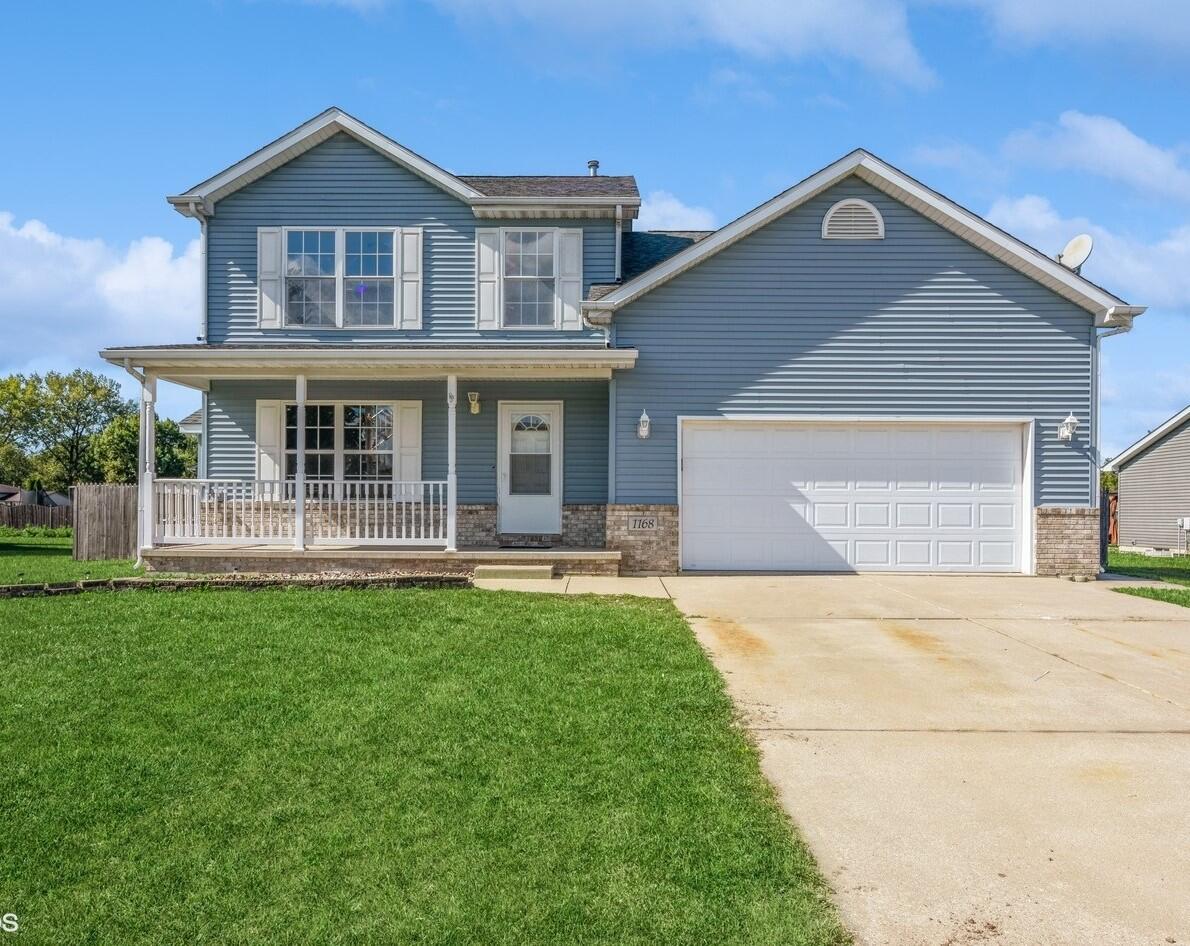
[0,369,195,493]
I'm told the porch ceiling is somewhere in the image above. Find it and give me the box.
[100,344,637,390]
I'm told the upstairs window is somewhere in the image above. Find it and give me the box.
[280,227,403,328]
[345,231,395,326]
[286,230,337,326]
[503,230,556,328]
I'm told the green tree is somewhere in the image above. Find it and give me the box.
[0,370,131,490]
[1100,469,1118,494]
[0,442,33,487]
[92,413,197,483]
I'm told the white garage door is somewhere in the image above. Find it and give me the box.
[681,422,1024,572]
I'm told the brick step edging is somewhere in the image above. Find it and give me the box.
[0,574,472,599]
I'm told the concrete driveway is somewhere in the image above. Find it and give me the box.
[662,574,1190,946]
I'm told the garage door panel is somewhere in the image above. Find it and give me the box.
[681,422,1023,573]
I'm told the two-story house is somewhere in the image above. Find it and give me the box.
[102,108,1143,577]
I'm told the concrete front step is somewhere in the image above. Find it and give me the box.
[472,564,555,580]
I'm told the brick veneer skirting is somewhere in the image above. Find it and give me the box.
[1034,506,1100,577]
[457,503,606,549]
[605,504,679,575]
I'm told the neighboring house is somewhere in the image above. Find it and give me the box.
[0,486,71,507]
[1105,406,1190,551]
[178,408,205,477]
[101,108,1145,577]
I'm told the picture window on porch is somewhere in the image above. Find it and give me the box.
[503,230,556,327]
[283,403,397,482]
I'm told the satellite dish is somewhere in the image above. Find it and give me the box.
[1058,233,1093,273]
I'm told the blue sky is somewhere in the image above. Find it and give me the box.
[2,0,1188,457]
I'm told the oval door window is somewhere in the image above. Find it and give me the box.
[510,414,551,495]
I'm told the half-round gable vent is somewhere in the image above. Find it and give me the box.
[821,198,884,240]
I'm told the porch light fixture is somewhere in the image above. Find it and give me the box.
[637,409,651,440]
[1058,413,1079,442]
[467,391,481,415]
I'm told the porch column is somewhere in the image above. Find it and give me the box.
[139,373,157,553]
[446,374,458,551]
[294,374,306,551]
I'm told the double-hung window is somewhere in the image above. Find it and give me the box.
[282,228,398,328]
[283,403,396,484]
[503,230,556,328]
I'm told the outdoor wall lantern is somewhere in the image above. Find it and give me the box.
[467,392,481,415]
[1058,413,1079,442]
[637,409,651,439]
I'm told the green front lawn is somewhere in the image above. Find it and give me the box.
[1115,585,1190,609]
[0,588,847,946]
[1107,548,1190,586]
[0,534,139,585]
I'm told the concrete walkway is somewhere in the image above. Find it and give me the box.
[477,573,1190,946]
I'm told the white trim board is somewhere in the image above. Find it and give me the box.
[675,415,1036,576]
[585,149,1144,327]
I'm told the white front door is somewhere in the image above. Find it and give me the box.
[498,402,563,534]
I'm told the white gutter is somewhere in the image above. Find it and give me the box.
[100,346,638,369]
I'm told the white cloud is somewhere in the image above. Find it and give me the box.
[0,212,200,419]
[986,195,1190,310]
[910,141,1007,183]
[429,0,934,86]
[948,0,1190,52]
[1003,111,1190,202]
[986,195,1190,457]
[637,192,717,232]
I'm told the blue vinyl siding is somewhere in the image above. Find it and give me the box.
[206,133,612,344]
[611,178,1097,507]
[206,380,607,504]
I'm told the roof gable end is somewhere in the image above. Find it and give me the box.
[586,149,1143,327]
[1106,405,1190,471]
[168,108,483,215]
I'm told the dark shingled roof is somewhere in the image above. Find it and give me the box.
[621,230,714,281]
[460,175,639,199]
[178,409,203,428]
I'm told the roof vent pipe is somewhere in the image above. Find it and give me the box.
[587,159,599,176]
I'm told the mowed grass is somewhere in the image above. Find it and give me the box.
[0,534,138,585]
[1115,585,1190,609]
[0,588,847,946]
[1107,548,1190,586]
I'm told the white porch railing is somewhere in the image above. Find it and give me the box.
[152,479,449,546]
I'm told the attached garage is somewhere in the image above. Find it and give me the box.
[679,420,1031,573]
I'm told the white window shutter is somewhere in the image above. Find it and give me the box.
[557,228,583,331]
[476,228,500,330]
[255,400,283,480]
[396,402,422,481]
[257,227,283,328]
[398,227,423,330]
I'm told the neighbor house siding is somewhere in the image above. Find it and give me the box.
[1117,418,1190,549]
[205,133,612,344]
[206,379,607,504]
[610,178,1096,506]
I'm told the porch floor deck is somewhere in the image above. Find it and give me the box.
[143,544,621,578]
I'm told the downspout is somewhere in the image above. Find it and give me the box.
[1092,321,1133,508]
[191,200,208,342]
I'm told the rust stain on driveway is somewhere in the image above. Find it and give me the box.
[704,617,771,656]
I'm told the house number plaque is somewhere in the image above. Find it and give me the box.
[628,516,658,532]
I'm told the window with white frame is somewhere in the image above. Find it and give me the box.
[284,404,336,479]
[345,232,396,326]
[285,231,337,326]
[343,405,394,480]
[503,230,556,327]
[282,403,396,482]
[283,228,398,328]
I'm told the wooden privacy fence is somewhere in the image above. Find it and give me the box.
[0,504,71,529]
[72,485,138,560]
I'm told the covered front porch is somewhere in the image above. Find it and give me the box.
[100,344,636,565]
